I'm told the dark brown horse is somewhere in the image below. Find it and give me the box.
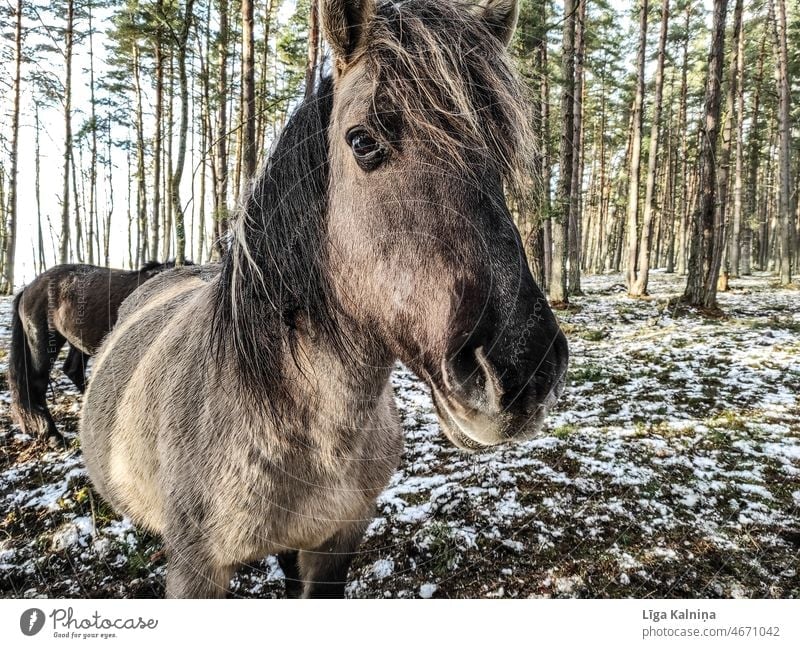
[80,0,568,598]
[7,261,182,445]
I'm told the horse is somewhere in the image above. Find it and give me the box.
[80,0,569,598]
[7,260,183,446]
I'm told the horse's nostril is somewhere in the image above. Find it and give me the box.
[442,345,502,413]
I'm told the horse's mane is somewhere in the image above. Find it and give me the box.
[211,76,339,405]
[137,259,193,273]
[138,261,167,273]
[211,0,532,404]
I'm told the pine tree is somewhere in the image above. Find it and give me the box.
[684,0,729,309]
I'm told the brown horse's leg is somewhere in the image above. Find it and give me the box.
[277,551,303,598]
[62,345,90,393]
[8,292,64,447]
[25,325,66,447]
[164,550,234,599]
[298,520,369,599]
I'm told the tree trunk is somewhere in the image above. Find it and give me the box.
[256,0,275,159]
[87,1,98,265]
[730,0,745,277]
[60,0,75,264]
[241,0,256,180]
[71,138,83,262]
[715,0,743,284]
[126,136,133,267]
[684,0,729,309]
[214,0,230,260]
[172,0,196,266]
[150,0,164,263]
[35,104,46,273]
[163,55,175,261]
[625,0,648,293]
[549,0,575,306]
[744,35,768,276]
[676,4,691,276]
[540,4,551,287]
[1,0,22,293]
[198,2,212,264]
[772,0,793,285]
[567,0,585,295]
[631,0,669,296]
[133,43,148,267]
[594,66,608,274]
[104,114,113,265]
[305,0,320,98]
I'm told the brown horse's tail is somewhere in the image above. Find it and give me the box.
[7,290,56,440]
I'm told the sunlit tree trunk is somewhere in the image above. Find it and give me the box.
[676,4,691,276]
[126,135,133,268]
[716,0,743,286]
[305,0,320,97]
[198,2,212,264]
[241,0,256,180]
[625,0,648,294]
[256,0,275,160]
[631,0,669,296]
[150,0,164,263]
[214,0,230,260]
[172,0,196,266]
[164,55,175,261]
[730,0,745,277]
[567,0,585,296]
[104,115,113,266]
[744,34,766,275]
[1,0,22,293]
[35,104,46,273]
[71,135,83,262]
[594,68,608,274]
[86,1,98,265]
[540,3,552,287]
[133,43,148,267]
[549,0,574,306]
[684,0,729,309]
[60,0,75,264]
[771,0,793,285]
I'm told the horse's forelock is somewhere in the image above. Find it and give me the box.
[366,0,533,190]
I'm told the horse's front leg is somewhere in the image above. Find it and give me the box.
[277,551,303,598]
[165,544,234,599]
[298,519,369,599]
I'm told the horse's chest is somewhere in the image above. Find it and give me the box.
[213,426,401,557]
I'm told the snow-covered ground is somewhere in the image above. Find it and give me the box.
[1,271,798,598]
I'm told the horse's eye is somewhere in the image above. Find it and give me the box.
[346,128,386,169]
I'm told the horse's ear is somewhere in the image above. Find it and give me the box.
[321,0,376,66]
[472,0,519,47]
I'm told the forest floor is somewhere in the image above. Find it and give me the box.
[0,271,798,599]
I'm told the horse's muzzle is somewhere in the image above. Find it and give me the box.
[431,331,569,450]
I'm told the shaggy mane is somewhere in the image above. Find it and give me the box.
[211,77,340,407]
[137,259,191,273]
[365,0,533,191]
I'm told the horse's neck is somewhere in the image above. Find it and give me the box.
[291,315,395,421]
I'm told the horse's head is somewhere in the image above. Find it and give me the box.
[322,0,569,450]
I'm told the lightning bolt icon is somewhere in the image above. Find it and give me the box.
[28,610,38,632]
